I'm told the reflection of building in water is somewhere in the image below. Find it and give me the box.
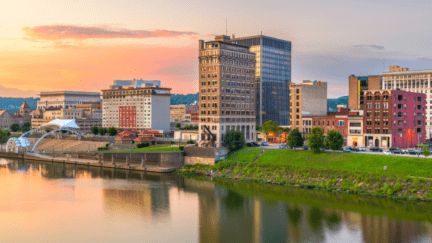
[102,182,170,221]
[361,215,427,243]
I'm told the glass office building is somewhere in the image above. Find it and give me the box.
[231,35,291,126]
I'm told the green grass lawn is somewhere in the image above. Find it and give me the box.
[213,148,432,178]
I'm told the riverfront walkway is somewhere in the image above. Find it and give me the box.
[0,151,177,173]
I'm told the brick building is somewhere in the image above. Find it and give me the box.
[363,89,426,148]
[311,105,353,145]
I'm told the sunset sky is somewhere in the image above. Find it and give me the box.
[1,0,432,98]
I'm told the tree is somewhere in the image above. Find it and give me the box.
[0,129,9,143]
[423,147,431,157]
[91,126,99,135]
[223,130,246,151]
[99,127,107,136]
[175,123,181,129]
[287,129,304,149]
[22,122,31,132]
[10,123,20,132]
[308,127,324,154]
[107,127,117,136]
[325,129,344,151]
[256,125,262,131]
[262,120,280,136]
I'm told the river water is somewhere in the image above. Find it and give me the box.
[1,158,432,243]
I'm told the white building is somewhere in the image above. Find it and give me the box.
[382,65,432,139]
[102,82,171,133]
[37,91,101,110]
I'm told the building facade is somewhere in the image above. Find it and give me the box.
[198,35,256,147]
[290,81,327,133]
[231,35,291,126]
[312,106,352,146]
[37,91,101,110]
[347,115,364,147]
[0,110,14,130]
[363,89,426,148]
[381,65,432,139]
[102,83,171,133]
[110,79,161,89]
[348,75,381,110]
[170,104,199,122]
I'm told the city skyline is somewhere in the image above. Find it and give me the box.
[1,0,432,98]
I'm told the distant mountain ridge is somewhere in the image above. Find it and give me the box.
[327,95,348,111]
[0,94,348,113]
[0,97,39,114]
[170,93,198,105]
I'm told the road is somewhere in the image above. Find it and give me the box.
[259,144,430,158]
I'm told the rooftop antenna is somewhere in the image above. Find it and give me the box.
[226,19,227,36]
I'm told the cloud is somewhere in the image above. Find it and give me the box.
[23,25,197,40]
[351,44,385,50]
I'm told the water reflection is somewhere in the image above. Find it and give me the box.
[1,158,432,243]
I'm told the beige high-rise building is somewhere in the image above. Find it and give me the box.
[198,35,256,147]
[290,80,327,132]
[382,65,432,139]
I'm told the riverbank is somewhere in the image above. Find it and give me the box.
[177,148,432,201]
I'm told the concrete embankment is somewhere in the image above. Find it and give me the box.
[0,151,184,173]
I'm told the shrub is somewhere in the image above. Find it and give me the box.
[97,147,109,151]
[105,143,110,148]
[137,142,150,148]
[179,146,184,151]
[187,140,195,144]
[246,143,252,147]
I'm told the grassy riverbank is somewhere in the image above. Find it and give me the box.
[178,148,432,201]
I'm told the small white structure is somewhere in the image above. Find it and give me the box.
[6,137,31,153]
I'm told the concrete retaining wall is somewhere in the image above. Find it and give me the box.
[184,156,216,165]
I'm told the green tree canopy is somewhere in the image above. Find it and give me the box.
[325,129,344,150]
[99,127,107,136]
[107,127,118,136]
[91,126,99,135]
[0,129,9,143]
[308,127,324,153]
[287,128,304,149]
[175,123,181,129]
[22,122,31,132]
[10,123,20,132]
[223,130,246,151]
[262,120,280,136]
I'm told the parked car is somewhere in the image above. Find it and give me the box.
[261,142,269,146]
[389,147,402,154]
[250,142,260,147]
[370,146,383,152]
[303,145,309,150]
[343,147,351,153]
[383,150,392,155]
[407,149,421,155]
[357,147,366,151]
[348,146,358,152]
[280,144,287,149]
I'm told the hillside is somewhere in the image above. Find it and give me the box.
[327,96,348,111]
[0,97,39,113]
[170,93,198,105]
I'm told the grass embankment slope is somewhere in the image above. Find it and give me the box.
[180,148,432,201]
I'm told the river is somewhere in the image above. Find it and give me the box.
[1,158,432,243]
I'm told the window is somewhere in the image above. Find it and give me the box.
[337,120,345,126]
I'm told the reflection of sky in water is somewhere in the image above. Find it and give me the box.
[0,159,431,243]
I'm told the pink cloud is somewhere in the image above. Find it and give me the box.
[23,25,197,40]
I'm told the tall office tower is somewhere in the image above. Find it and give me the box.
[381,65,432,138]
[289,80,327,132]
[348,75,381,110]
[198,35,256,147]
[231,35,292,126]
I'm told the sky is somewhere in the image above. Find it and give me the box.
[1,0,432,98]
